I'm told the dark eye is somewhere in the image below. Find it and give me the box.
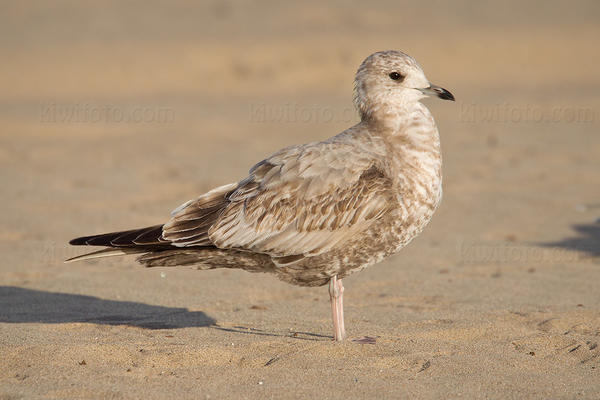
[389,72,404,81]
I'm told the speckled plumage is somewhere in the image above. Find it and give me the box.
[68,50,454,340]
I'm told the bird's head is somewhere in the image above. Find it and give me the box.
[353,50,454,121]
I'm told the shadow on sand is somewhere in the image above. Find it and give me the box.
[0,286,215,329]
[0,286,332,340]
[540,220,600,258]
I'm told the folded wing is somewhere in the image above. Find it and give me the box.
[163,140,394,258]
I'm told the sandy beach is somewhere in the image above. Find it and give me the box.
[1,1,599,398]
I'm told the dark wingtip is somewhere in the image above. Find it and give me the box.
[68,225,166,248]
[69,236,89,246]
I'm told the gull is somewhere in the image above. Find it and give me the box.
[68,50,454,341]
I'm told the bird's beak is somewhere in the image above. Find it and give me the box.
[418,84,455,101]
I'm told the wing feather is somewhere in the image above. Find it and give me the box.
[210,141,392,256]
[162,183,237,247]
[161,139,393,258]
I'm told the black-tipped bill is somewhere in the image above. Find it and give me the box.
[419,84,455,101]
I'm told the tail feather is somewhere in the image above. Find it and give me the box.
[65,248,145,263]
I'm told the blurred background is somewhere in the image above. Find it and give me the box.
[1,1,599,398]
[1,0,598,255]
[1,0,599,251]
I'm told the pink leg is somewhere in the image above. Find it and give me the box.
[329,275,346,341]
[336,278,345,338]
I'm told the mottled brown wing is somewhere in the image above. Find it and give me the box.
[162,183,238,246]
[163,141,394,258]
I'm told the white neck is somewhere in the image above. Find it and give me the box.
[370,101,443,210]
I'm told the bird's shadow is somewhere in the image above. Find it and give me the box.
[0,286,332,341]
[211,324,331,341]
[0,286,215,329]
[539,220,600,258]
